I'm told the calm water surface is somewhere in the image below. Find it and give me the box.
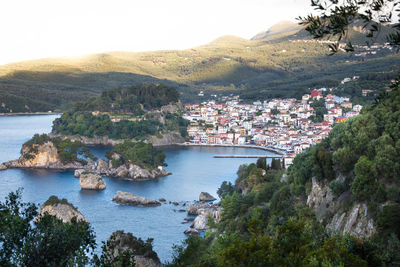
[0,115,276,262]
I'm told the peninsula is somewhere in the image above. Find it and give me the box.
[51,83,188,146]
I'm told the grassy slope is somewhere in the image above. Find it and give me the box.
[0,24,399,112]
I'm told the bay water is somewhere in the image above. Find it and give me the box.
[0,115,277,262]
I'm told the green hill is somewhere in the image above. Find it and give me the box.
[166,80,400,267]
[0,21,399,112]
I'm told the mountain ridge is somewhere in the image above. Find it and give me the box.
[0,21,399,112]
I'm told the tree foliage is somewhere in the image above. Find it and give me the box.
[299,0,400,54]
[108,140,167,169]
[0,189,96,266]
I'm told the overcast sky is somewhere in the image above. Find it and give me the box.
[0,0,313,65]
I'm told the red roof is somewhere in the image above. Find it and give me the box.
[311,90,322,97]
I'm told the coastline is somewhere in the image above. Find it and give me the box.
[0,112,61,117]
[174,143,285,155]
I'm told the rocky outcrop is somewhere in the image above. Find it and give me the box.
[135,256,162,267]
[107,163,171,180]
[97,159,108,173]
[5,158,85,170]
[3,141,85,170]
[186,201,211,215]
[104,231,162,267]
[79,172,106,190]
[150,131,185,146]
[74,169,85,178]
[199,192,216,202]
[0,163,6,170]
[327,203,376,238]
[19,141,59,167]
[307,177,335,221]
[307,177,376,239]
[36,197,87,224]
[112,191,161,207]
[185,201,221,234]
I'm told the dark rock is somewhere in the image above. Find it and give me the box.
[112,191,161,207]
[199,192,216,202]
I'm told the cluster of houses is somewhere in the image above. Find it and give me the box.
[183,89,363,166]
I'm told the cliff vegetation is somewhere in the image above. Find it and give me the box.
[167,82,400,266]
[22,134,96,165]
[106,141,167,170]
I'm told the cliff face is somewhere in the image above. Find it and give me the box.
[150,131,185,146]
[104,231,162,267]
[307,177,376,239]
[4,140,85,170]
[36,202,88,224]
[20,142,59,167]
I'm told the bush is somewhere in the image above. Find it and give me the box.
[377,204,400,239]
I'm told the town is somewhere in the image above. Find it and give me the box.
[183,86,363,167]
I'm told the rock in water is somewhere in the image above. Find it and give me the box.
[80,172,106,190]
[112,191,161,207]
[0,164,6,170]
[199,192,216,202]
[97,158,108,174]
[36,196,88,223]
[74,169,85,178]
[185,201,221,235]
[186,202,211,215]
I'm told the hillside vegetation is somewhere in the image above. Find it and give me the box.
[167,82,400,266]
[0,22,399,112]
[52,84,189,141]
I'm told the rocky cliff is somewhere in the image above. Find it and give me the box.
[150,131,185,146]
[36,196,88,224]
[20,141,59,167]
[3,141,84,170]
[307,177,376,239]
[103,231,162,267]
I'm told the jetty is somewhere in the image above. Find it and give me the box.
[213,155,283,158]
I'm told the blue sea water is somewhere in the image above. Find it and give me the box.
[0,115,277,263]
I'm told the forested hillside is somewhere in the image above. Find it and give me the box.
[167,82,400,266]
[0,21,399,112]
[52,84,189,141]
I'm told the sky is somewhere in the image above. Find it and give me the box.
[0,0,313,65]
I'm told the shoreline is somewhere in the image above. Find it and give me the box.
[174,143,285,155]
[0,112,61,117]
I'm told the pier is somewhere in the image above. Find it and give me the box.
[213,155,283,158]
